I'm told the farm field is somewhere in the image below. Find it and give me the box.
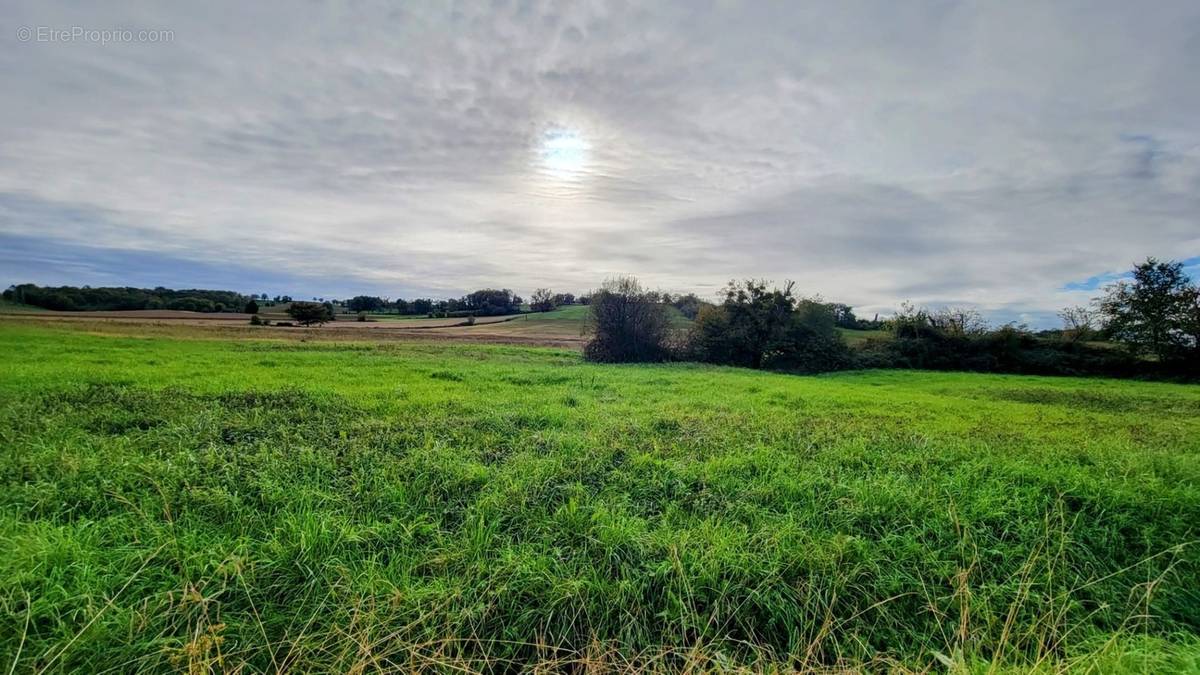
[1,320,1199,673]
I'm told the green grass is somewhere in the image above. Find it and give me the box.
[1,321,1198,673]
[837,327,889,345]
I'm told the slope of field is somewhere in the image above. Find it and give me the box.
[1,320,1198,673]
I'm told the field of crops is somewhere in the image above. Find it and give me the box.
[1,320,1198,673]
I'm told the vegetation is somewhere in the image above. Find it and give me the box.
[579,263,1199,381]
[347,295,387,313]
[530,288,556,313]
[583,276,673,363]
[286,301,334,326]
[686,280,851,372]
[0,321,1197,672]
[2,284,247,313]
[1098,258,1200,362]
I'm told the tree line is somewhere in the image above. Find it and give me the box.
[583,258,1200,380]
[3,284,249,313]
[346,289,592,317]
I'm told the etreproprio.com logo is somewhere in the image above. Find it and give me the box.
[16,26,174,44]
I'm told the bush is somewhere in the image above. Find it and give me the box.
[249,314,263,326]
[356,311,367,322]
[854,317,1187,378]
[687,280,851,372]
[583,277,671,363]
[286,302,333,326]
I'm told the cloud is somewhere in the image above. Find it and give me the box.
[1,0,1199,325]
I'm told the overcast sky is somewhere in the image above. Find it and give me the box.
[3,1,1199,325]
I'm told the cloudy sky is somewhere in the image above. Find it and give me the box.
[3,1,1199,324]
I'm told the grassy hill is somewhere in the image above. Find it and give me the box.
[1,320,1197,672]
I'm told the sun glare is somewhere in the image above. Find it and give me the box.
[538,128,590,178]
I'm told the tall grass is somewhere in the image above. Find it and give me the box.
[0,322,1197,672]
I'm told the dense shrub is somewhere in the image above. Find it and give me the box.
[583,277,672,362]
[286,302,334,326]
[857,319,1195,379]
[687,280,852,372]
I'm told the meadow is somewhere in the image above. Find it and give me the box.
[1,320,1198,673]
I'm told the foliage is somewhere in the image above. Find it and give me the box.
[243,299,259,314]
[667,292,708,320]
[530,288,556,312]
[4,284,248,312]
[286,301,334,326]
[1099,258,1198,361]
[0,322,1197,672]
[347,295,386,313]
[583,276,672,362]
[687,280,852,372]
[1059,305,1095,342]
[465,288,523,316]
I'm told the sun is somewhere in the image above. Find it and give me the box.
[538,128,591,178]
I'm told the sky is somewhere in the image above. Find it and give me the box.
[2,1,1199,326]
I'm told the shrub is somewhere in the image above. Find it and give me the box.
[356,311,367,322]
[687,280,851,372]
[583,277,671,363]
[286,302,333,326]
[249,314,263,326]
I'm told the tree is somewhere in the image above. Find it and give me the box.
[1058,305,1094,343]
[828,303,858,329]
[583,277,671,362]
[552,292,576,305]
[244,299,260,314]
[465,289,522,316]
[687,280,850,371]
[929,307,988,336]
[347,295,385,313]
[287,301,334,326]
[690,280,796,369]
[1099,258,1194,360]
[1184,287,1200,358]
[669,293,706,320]
[530,288,556,312]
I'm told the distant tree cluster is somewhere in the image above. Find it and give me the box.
[346,295,387,313]
[3,284,247,313]
[286,301,334,326]
[387,289,531,317]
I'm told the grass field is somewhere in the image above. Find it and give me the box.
[1,320,1198,673]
